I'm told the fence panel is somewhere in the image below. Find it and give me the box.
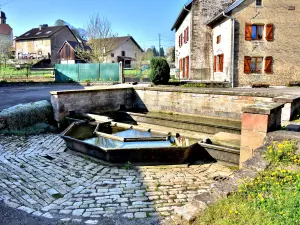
[55,64,78,82]
[100,63,119,81]
[79,64,100,81]
[55,63,120,82]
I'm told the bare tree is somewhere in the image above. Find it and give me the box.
[76,14,118,63]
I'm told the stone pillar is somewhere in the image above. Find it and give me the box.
[240,102,284,167]
[273,95,300,122]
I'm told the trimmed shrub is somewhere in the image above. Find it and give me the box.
[149,58,170,85]
[0,100,52,130]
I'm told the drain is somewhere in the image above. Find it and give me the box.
[43,155,55,161]
[213,176,229,182]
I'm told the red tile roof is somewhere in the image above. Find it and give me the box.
[0,24,12,35]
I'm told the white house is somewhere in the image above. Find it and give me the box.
[104,36,144,68]
[171,2,192,79]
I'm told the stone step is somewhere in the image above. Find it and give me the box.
[114,111,241,135]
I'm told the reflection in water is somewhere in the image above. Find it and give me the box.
[84,136,174,149]
[113,129,154,138]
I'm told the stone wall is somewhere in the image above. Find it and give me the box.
[50,87,133,122]
[232,0,300,86]
[190,0,235,80]
[133,87,274,120]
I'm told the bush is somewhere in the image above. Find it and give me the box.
[0,100,52,130]
[149,57,170,85]
[251,83,270,88]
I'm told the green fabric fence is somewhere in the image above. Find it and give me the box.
[55,63,120,82]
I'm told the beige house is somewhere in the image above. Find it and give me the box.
[103,36,144,68]
[172,0,300,86]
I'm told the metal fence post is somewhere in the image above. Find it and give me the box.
[119,62,123,83]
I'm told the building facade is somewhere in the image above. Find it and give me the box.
[103,36,144,68]
[0,11,13,54]
[15,25,78,65]
[173,0,300,86]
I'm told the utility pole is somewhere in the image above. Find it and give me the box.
[158,33,161,57]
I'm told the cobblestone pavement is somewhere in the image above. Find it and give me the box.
[0,134,233,225]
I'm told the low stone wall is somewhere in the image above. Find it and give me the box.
[50,87,133,122]
[133,87,275,120]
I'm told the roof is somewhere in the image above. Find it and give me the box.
[89,36,144,52]
[0,24,12,35]
[206,0,245,25]
[58,40,91,53]
[171,0,193,31]
[0,11,6,19]
[15,25,68,41]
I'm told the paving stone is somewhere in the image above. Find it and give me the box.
[85,220,98,224]
[134,212,147,218]
[72,209,85,216]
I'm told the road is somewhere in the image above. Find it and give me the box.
[0,85,84,111]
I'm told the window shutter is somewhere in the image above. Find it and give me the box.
[266,24,273,41]
[187,27,189,42]
[264,56,273,74]
[245,23,252,41]
[214,56,217,72]
[220,54,224,72]
[186,56,189,77]
[180,59,182,71]
[244,56,251,73]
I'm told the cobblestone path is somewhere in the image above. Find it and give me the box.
[0,134,233,224]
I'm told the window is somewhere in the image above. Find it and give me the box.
[216,35,221,44]
[256,0,262,6]
[45,31,52,34]
[252,25,264,40]
[184,27,189,43]
[246,23,273,41]
[179,34,183,47]
[111,53,114,57]
[121,51,125,56]
[244,56,263,73]
[214,54,224,72]
[36,32,42,35]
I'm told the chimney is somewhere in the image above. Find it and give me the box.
[39,24,48,30]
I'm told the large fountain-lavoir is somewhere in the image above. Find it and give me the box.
[61,110,241,165]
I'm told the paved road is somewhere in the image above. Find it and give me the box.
[0,85,84,111]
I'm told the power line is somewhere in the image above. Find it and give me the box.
[0,0,17,8]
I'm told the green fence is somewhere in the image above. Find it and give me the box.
[55,63,120,82]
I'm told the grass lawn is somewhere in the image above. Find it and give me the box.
[193,140,300,225]
[123,69,151,78]
[0,66,53,79]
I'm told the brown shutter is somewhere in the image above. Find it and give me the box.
[244,56,251,74]
[264,56,273,74]
[187,26,189,42]
[266,24,273,41]
[180,59,182,71]
[220,54,224,72]
[245,23,252,41]
[186,56,189,78]
[214,56,217,72]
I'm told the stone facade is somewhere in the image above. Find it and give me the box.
[190,0,235,80]
[231,0,300,86]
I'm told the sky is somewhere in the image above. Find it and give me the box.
[1,0,188,50]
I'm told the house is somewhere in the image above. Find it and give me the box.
[0,11,13,54]
[172,0,300,86]
[171,0,235,80]
[207,0,300,86]
[100,36,144,68]
[58,40,91,64]
[15,25,78,66]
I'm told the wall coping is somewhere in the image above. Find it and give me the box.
[273,95,300,103]
[50,86,133,95]
[133,86,281,98]
[242,102,284,115]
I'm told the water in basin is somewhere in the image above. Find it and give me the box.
[84,136,174,149]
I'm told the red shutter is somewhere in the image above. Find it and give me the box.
[245,23,252,41]
[179,59,182,71]
[214,56,217,72]
[264,56,273,74]
[220,54,224,72]
[244,56,252,74]
[187,26,189,42]
[186,56,189,78]
[266,24,273,41]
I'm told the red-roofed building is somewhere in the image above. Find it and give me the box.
[0,11,13,54]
